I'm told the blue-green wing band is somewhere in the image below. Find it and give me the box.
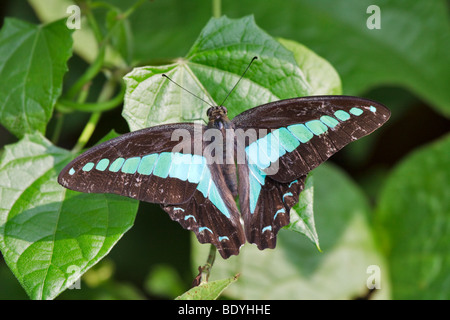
[238,96,390,184]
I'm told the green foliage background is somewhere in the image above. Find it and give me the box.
[0,0,448,300]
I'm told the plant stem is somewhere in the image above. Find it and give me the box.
[65,0,106,102]
[72,111,101,153]
[58,84,125,113]
[71,78,117,153]
[212,0,221,18]
[65,46,105,100]
[200,244,217,284]
[86,0,103,43]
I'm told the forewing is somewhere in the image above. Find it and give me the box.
[58,123,203,205]
[233,95,390,183]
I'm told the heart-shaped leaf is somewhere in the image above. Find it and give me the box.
[0,18,73,138]
[0,133,138,299]
[122,15,331,132]
[278,38,342,96]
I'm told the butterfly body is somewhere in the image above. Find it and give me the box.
[206,106,239,197]
[58,95,390,259]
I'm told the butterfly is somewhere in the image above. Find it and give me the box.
[58,61,390,259]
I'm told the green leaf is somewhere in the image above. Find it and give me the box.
[116,0,450,117]
[175,274,239,300]
[27,0,125,67]
[0,18,73,138]
[192,164,390,299]
[0,133,138,299]
[123,15,315,132]
[255,0,450,117]
[285,174,321,251]
[278,38,342,96]
[375,133,450,299]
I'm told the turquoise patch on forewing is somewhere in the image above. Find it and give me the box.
[219,236,229,242]
[369,106,377,112]
[109,157,125,172]
[169,153,192,181]
[349,107,363,116]
[246,128,298,178]
[188,155,206,183]
[153,152,173,178]
[268,129,287,159]
[334,110,350,121]
[82,162,95,172]
[320,115,339,128]
[121,157,141,174]
[272,127,299,152]
[69,168,75,175]
[305,120,328,136]
[257,133,284,163]
[137,153,158,175]
[288,124,314,143]
[262,226,272,233]
[96,158,110,171]
[246,141,271,169]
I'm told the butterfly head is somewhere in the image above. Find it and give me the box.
[206,106,230,130]
[206,105,228,118]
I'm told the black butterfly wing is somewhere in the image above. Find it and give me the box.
[238,160,306,249]
[59,123,200,204]
[233,95,390,249]
[58,123,245,258]
[233,95,390,182]
[163,162,245,259]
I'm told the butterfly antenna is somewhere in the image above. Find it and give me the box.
[220,56,258,106]
[162,74,214,107]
